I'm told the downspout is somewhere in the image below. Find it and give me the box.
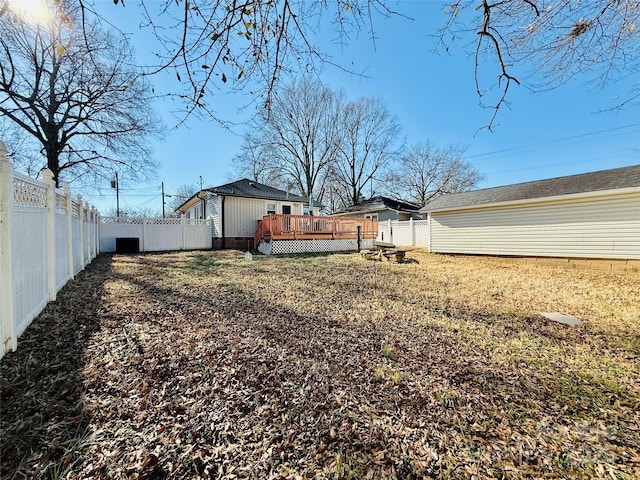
[221,195,226,249]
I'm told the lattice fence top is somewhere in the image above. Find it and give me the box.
[100,216,206,225]
[185,219,210,226]
[101,217,144,224]
[13,175,47,207]
[146,217,182,225]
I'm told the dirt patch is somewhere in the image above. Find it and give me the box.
[2,249,639,479]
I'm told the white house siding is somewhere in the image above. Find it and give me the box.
[206,195,221,237]
[429,191,640,259]
[224,197,304,238]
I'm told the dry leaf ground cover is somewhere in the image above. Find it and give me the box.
[1,249,639,479]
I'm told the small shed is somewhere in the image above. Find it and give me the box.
[419,165,640,260]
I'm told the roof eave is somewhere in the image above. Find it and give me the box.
[421,186,640,214]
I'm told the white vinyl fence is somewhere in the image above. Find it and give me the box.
[100,216,212,253]
[377,218,429,248]
[0,141,99,359]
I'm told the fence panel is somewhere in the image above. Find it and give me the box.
[55,209,70,292]
[145,218,183,251]
[375,219,430,248]
[414,220,429,247]
[100,217,212,252]
[183,221,212,250]
[12,204,48,340]
[0,141,99,358]
[392,222,414,246]
[71,204,83,274]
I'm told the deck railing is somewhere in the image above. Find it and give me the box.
[254,214,378,246]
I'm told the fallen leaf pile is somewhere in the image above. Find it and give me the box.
[1,250,639,479]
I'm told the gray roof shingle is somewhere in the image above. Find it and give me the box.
[208,178,308,203]
[420,165,640,212]
[334,195,420,215]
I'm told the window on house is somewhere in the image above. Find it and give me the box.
[282,205,291,215]
[266,203,276,214]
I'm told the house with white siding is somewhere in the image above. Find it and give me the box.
[175,179,318,249]
[419,165,640,260]
[332,195,421,221]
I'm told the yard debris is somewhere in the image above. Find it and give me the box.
[540,312,584,326]
[1,250,639,479]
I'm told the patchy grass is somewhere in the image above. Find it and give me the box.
[1,249,639,479]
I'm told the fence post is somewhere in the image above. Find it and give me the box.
[0,141,16,355]
[43,169,56,301]
[91,205,98,260]
[142,217,147,252]
[426,213,431,252]
[410,217,415,246]
[96,210,100,255]
[181,214,186,250]
[64,184,74,280]
[77,195,84,269]
[87,207,93,260]
[92,207,98,259]
[88,207,94,260]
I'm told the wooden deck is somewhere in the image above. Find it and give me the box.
[254,214,378,247]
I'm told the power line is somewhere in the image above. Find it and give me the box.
[481,154,635,176]
[465,123,640,160]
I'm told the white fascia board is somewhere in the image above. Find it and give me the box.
[422,186,640,214]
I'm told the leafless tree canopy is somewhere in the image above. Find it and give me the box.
[232,133,285,189]
[83,0,639,128]
[330,97,402,208]
[245,77,343,203]
[235,80,480,210]
[383,142,482,208]
[85,0,399,120]
[167,183,199,212]
[0,0,159,186]
[443,0,640,128]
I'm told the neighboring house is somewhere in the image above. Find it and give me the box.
[175,178,319,249]
[332,195,421,221]
[419,165,640,260]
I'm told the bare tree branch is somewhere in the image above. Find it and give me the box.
[0,0,160,187]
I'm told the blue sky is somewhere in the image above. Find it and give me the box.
[80,1,639,214]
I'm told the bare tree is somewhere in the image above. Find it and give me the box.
[0,0,159,187]
[443,0,640,129]
[383,142,482,207]
[167,183,199,212]
[232,133,285,189]
[252,77,343,203]
[331,97,401,208]
[82,0,639,129]
[80,0,402,119]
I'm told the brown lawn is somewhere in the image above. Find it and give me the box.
[1,249,639,479]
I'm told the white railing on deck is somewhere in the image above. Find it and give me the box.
[0,141,99,359]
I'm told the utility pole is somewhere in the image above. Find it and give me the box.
[198,175,206,219]
[111,172,120,217]
[161,181,165,218]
